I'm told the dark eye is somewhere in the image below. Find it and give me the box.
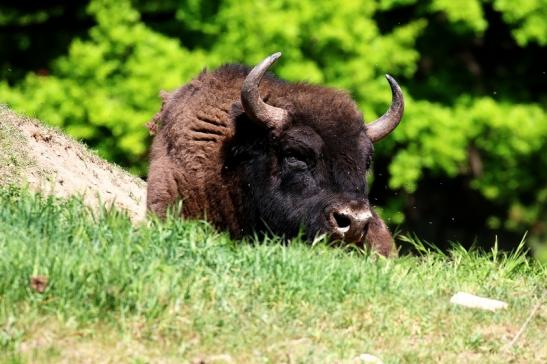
[284,154,308,170]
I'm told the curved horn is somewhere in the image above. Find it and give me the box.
[366,74,404,143]
[241,52,289,130]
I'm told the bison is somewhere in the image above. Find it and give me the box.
[147,52,404,256]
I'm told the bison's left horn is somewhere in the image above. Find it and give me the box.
[366,74,404,143]
[241,52,289,130]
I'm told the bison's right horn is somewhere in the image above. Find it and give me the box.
[366,74,405,143]
[241,52,289,130]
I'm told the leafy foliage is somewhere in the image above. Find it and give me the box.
[0,0,545,244]
[493,0,547,45]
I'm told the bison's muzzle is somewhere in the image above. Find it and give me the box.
[327,204,372,243]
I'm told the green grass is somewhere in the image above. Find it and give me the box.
[0,187,545,363]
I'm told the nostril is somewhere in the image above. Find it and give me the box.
[333,212,351,230]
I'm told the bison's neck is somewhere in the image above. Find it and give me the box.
[172,102,245,235]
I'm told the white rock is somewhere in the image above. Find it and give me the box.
[450,292,508,311]
[354,353,384,363]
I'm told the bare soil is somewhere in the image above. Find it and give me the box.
[0,106,146,221]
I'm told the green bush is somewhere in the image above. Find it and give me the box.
[0,0,545,242]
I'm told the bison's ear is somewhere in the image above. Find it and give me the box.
[230,101,245,119]
[366,211,398,257]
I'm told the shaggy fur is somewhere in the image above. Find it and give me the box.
[147,64,395,256]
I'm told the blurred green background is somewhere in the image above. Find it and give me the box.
[0,0,545,251]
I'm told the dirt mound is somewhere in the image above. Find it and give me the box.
[0,106,147,221]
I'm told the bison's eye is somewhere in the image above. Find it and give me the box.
[284,154,308,171]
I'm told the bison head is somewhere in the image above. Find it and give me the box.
[225,53,404,256]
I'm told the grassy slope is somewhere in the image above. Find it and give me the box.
[0,108,34,186]
[0,188,545,363]
[0,106,147,221]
